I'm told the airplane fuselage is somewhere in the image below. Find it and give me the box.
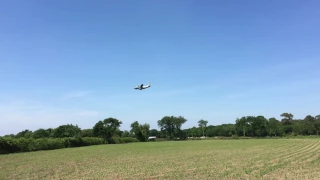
[134,83,151,90]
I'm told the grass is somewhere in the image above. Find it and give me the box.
[1,138,320,179]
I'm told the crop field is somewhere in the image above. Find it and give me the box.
[1,138,320,180]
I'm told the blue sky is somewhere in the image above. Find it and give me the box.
[1,0,320,135]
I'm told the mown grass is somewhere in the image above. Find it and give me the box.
[1,138,320,179]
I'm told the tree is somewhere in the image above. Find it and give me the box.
[157,116,187,140]
[32,128,51,138]
[315,115,320,136]
[92,117,122,143]
[235,117,250,137]
[268,117,281,136]
[304,115,320,135]
[187,126,199,137]
[103,117,122,143]
[52,124,81,138]
[130,121,141,137]
[149,129,159,137]
[139,123,150,141]
[292,120,309,135]
[93,121,107,138]
[130,121,150,142]
[81,129,94,137]
[251,116,268,137]
[121,130,131,138]
[15,129,33,138]
[198,119,208,137]
[280,112,294,125]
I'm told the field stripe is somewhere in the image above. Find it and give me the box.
[240,140,309,172]
[223,139,316,178]
[258,139,320,178]
[215,139,307,178]
[261,139,320,179]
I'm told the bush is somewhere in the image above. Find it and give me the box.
[0,137,106,154]
[112,137,138,144]
[231,134,239,139]
[34,138,65,151]
[82,137,106,146]
[0,137,20,154]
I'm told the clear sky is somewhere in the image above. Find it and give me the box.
[1,0,320,136]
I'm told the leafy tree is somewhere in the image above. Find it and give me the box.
[218,124,236,136]
[103,117,122,143]
[2,134,15,138]
[44,128,54,137]
[304,115,318,135]
[130,121,141,136]
[198,119,208,137]
[251,116,268,137]
[15,129,33,138]
[93,121,107,138]
[188,126,199,137]
[157,116,187,140]
[235,117,250,137]
[121,130,131,137]
[315,115,320,135]
[205,125,216,137]
[52,124,81,138]
[130,121,150,142]
[267,118,281,136]
[139,123,150,141]
[149,129,159,137]
[130,121,145,141]
[81,129,94,137]
[32,128,51,138]
[292,120,309,135]
[92,118,122,143]
[280,112,294,125]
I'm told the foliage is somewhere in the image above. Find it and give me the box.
[52,124,81,138]
[0,136,140,154]
[81,129,94,137]
[92,117,122,143]
[2,113,320,154]
[130,121,150,142]
[280,112,294,125]
[0,137,106,154]
[112,137,138,144]
[198,119,208,137]
[157,116,187,140]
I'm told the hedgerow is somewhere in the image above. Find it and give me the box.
[0,137,90,154]
[112,137,139,144]
[0,136,140,154]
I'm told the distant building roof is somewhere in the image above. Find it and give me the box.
[148,136,157,139]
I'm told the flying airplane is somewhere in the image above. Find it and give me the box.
[134,82,151,90]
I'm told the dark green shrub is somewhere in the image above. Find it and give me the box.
[0,137,20,153]
[64,137,84,147]
[0,137,106,154]
[82,137,106,145]
[112,137,138,144]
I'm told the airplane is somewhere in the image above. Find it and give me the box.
[134,82,151,90]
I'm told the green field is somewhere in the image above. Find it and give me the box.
[1,139,320,179]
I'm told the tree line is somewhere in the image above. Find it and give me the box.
[184,113,320,138]
[1,113,319,154]
[2,113,320,140]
